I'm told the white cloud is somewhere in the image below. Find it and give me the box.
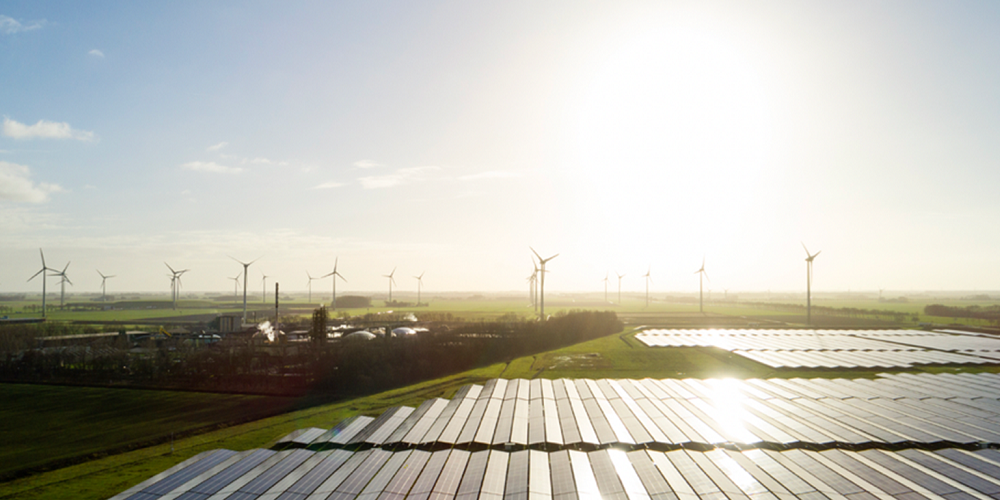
[206,141,228,152]
[2,117,95,141]
[312,181,344,189]
[353,159,382,169]
[358,166,440,189]
[0,161,63,203]
[180,161,243,174]
[459,170,522,181]
[88,49,104,58]
[249,157,289,166]
[0,15,44,34]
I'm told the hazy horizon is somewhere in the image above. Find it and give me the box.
[3,1,1000,294]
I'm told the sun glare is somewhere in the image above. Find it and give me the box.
[564,25,773,249]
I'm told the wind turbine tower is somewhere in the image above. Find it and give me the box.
[603,273,609,303]
[803,243,821,325]
[383,267,397,303]
[616,272,625,305]
[322,258,347,309]
[643,267,652,307]
[228,273,241,306]
[97,270,115,302]
[165,263,188,310]
[306,272,319,303]
[231,256,259,324]
[261,271,269,304]
[532,260,540,313]
[27,249,54,318]
[695,257,709,313]
[54,262,72,307]
[530,247,558,319]
[414,272,425,305]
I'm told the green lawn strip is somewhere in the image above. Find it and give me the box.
[0,363,507,500]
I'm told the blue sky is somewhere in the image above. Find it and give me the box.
[2,1,1000,295]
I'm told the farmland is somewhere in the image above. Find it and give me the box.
[0,384,295,482]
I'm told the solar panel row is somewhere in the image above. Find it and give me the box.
[111,446,1000,500]
[634,329,1000,368]
[273,374,1000,451]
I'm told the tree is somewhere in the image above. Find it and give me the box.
[311,306,328,345]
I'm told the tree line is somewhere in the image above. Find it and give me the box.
[0,310,622,396]
[924,304,1000,327]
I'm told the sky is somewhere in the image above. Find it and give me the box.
[2,1,1000,295]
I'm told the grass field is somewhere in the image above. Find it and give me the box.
[0,384,296,481]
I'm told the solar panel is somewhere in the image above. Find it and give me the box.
[113,450,230,500]
[391,398,446,445]
[355,450,413,500]
[306,449,373,498]
[586,450,627,500]
[455,450,491,500]
[429,449,470,498]
[172,449,275,499]
[549,450,576,500]
[564,450,601,500]
[529,449,552,500]
[258,450,333,498]
[238,449,314,495]
[406,450,451,500]
[504,450,529,500]
[378,450,432,499]
[480,451,509,500]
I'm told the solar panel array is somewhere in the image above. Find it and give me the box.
[634,329,1000,368]
[114,372,1000,499]
[112,445,1000,500]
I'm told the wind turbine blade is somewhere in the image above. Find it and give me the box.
[39,248,46,268]
[801,242,810,256]
[813,250,822,259]
[107,275,115,279]
[165,262,176,273]
[333,257,338,273]
[529,246,542,261]
[704,270,710,282]
[545,253,559,262]
[28,268,44,281]
[307,271,313,280]
[336,272,347,282]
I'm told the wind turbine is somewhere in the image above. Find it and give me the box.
[603,272,609,303]
[413,272,425,305]
[306,272,319,303]
[97,270,115,302]
[230,256,259,324]
[878,287,884,301]
[27,249,54,317]
[54,262,72,307]
[695,257,709,313]
[529,247,558,319]
[261,271,269,304]
[527,272,536,308]
[322,258,347,309]
[228,273,241,305]
[803,243,821,325]
[532,260,540,313]
[384,267,397,303]
[165,263,188,310]
[643,267,652,307]
[616,272,625,305]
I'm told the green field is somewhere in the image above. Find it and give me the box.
[0,384,295,482]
